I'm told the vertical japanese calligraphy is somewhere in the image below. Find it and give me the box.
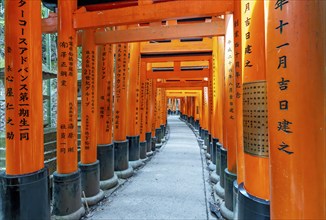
[241,0,269,158]
[139,62,147,142]
[155,88,162,129]
[5,0,44,175]
[97,43,114,145]
[266,1,325,218]
[224,14,237,173]
[151,79,157,135]
[241,0,270,200]
[81,29,98,164]
[56,0,78,174]
[146,79,152,134]
[113,35,129,141]
[126,42,141,137]
[234,0,245,184]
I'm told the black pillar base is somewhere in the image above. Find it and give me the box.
[140,141,147,160]
[195,120,200,130]
[238,183,270,219]
[97,144,118,190]
[199,127,202,137]
[114,140,129,171]
[160,124,166,142]
[216,142,222,176]
[220,147,228,188]
[233,180,239,219]
[151,137,157,151]
[97,144,115,180]
[52,170,85,219]
[207,133,212,155]
[79,160,104,206]
[189,116,194,126]
[127,135,140,161]
[0,167,50,220]
[204,130,209,148]
[220,169,237,220]
[145,132,152,153]
[212,138,218,165]
[155,128,162,144]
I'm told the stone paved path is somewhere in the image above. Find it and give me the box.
[90,116,208,220]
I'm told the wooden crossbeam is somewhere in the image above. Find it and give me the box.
[166,90,201,97]
[73,0,234,29]
[157,81,208,88]
[146,69,209,79]
[142,55,211,63]
[151,61,209,68]
[95,21,224,44]
[141,38,212,54]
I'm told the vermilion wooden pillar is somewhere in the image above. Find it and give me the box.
[127,42,142,169]
[113,30,134,178]
[220,14,238,218]
[79,29,104,205]
[4,0,43,177]
[145,78,154,155]
[51,1,85,218]
[159,87,165,141]
[213,36,226,200]
[155,87,163,147]
[139,61,148,159]
[208,59,214,156]
[1,0,50,218]
[210,37,221,185]
[238,1,270,218]
[234,0,245,193]
[151,79,158,149]
[233,0,245,217]
[96,42,118,190]
[266,1,326,218]
[216,36,225,145]
[203,87,209,148]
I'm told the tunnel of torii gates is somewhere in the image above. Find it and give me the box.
[0,0,325,219]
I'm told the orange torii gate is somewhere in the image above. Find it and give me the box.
[1,1,325,220]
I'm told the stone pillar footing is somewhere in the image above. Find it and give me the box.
[79,160,104,206]
[146,151,154,157]
[155,128,162,144]
[212,138,218,165]
[139,141,147,159]
[214,181,225,199]
[127,135,140,162]
[100,174,119,190]
[220,202,234,220]
[233,180,239,220]
[216,142,222,176]
[224,169,237,211]
[151,137,157,152]
[145,132,152,152]
[115,164,134,179]
[129,160,144,169]
[219,147,228,188]
[208,161,216,171]
[97,143,115,182]
[210,171,219,184]
[238,183,270,219]
[0,167,50,220]
[221,169,237,220]
[52,170,84,219]
[114,140,129,171]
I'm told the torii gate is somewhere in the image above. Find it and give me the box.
[1,1,325,220]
